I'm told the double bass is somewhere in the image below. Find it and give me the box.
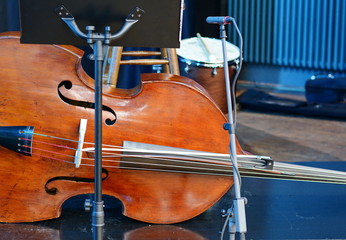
[1,32,346,224]
[0,32,240,223]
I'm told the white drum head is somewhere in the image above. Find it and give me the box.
[176,37,240,67]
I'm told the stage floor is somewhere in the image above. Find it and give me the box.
[1,161,346,240]
[236,109,346,163]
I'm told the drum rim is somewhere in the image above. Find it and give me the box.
[178,56,239,68]
[176,37,240,68]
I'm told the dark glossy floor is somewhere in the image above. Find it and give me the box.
[1,161,346,240]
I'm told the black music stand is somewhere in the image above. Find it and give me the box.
[19,0,182,48]
[19,1,182,240]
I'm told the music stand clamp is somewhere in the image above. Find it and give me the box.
[55,5,144,240]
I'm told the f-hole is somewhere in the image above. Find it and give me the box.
[45,168,109,195]
[57,80,117,125]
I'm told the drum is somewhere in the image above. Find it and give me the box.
[176,37,240,113]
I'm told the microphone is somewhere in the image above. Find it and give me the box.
[206,16,233,25]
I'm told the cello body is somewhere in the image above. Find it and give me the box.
[0,32,242,224]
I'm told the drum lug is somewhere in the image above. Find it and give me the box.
[212,68,217,76]
[184,64,190,73]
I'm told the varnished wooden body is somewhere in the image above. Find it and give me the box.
[0,32,242,224]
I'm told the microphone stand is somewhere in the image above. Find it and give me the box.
[55,6,144,240]
[216,20,247,240]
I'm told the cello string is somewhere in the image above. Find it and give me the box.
[26,137,346,181]
[24,145,76,159]
[82,151,346,182]
[26,131,346,178]
[22,147,266,179]
[28,131,275,171]
[22,150,74,164]
[100,149,346,179]
[106,159,346,182]
[27,144,346,182]
[21,138,76,151]
[29,132,123,149]
[79,150,346,182]
[25,142,346,183]
[99,150,269,166]
[78,161,346,184]
[24,137,241,168]
[23,143,247,172]
[21,142,288,181]
[99,149,346,179]
[25,132,255,165]
[23,138,245,171]
[29,132,81,144]
[86,153,241,169]
[23,132,346,182]
[21,143,346,184]
[29,131,243,163]
[84,146,273,167]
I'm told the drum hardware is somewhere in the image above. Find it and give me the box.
[184,64,190,73]
[212,68,217,76]
[183,59,217,75]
